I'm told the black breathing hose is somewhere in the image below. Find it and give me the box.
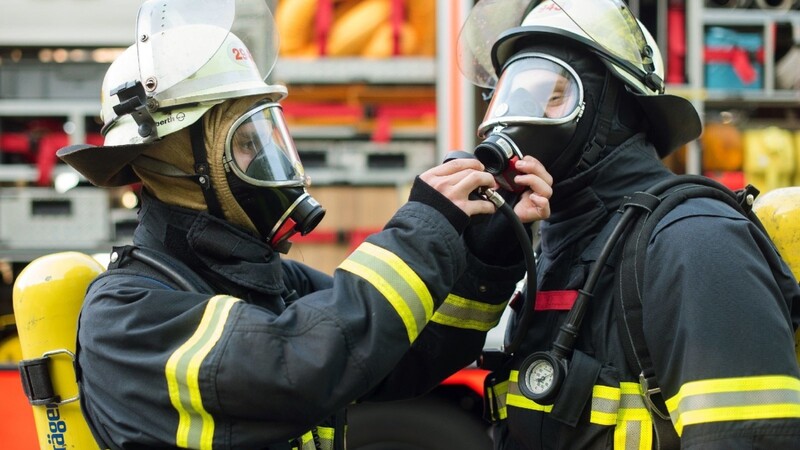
[440,151,539,356]
[476,187,537,355]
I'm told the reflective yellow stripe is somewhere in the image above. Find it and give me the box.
[339,242,433,342]
[488,379,509,420]
[165,295,240,449]
[507,370,553,412]
[614,384,653,450]
[297,427,334,450]
[317,427,334,450]
[299,431,314,450]
[507,372,652,449]
[590,384,621,426]
[431,294,507,331]
[666,375,800,435]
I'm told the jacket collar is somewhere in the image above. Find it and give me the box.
[540,134,673,256]
[133,191,285,298]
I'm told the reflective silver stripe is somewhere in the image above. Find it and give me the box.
[339,242,433,343]
[666,375,800,435]
[431,294,507,331]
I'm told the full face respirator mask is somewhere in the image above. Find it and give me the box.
[223,101,325,249]
[473,53,585,192]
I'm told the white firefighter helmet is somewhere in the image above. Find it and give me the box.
[58,0,288,186]
[457,0,701,156]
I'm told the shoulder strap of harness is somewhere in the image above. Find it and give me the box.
[612,175,762,448]
[108,245,214,294]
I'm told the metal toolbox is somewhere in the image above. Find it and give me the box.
[0,187,110,249]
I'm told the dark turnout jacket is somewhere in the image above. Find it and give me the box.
[76,179,525,449]
[491,134,800,450]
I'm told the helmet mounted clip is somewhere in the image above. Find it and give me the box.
[110,80,157,140]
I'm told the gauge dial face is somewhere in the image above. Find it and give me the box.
[525,359,555,395]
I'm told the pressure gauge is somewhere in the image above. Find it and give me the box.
[518,351,567,404]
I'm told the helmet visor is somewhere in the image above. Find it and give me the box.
[457,0,536,89]
[136,0,278,94]
[225,103,308,188]
[457,0,653,89]
[479,54,583,137]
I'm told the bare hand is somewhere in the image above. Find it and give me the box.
[511,156,553,223]
[419,159,497,217]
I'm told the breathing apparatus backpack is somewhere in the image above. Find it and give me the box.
[608,176,800,446]
[13,252,104,450]
[13,246,208,450]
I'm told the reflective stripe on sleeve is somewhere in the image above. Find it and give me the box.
[338,242,434,343]
[431,294,507,331]
[665,375,800,435]
[506,371,653,450]
[165,295,241,449]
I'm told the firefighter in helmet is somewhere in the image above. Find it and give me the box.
[56,0,554,448]
[458,0,800,448]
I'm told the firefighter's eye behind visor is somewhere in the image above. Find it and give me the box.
[479,54,584,137]
[225,103,308,187]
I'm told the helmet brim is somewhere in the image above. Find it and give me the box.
[631,91,701,158]
[57,143,148,187]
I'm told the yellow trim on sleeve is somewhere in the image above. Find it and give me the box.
[339,242,435,343]
[165,295,240,449]
[431,294,507,331]
[666,375,800,435]
[357,242,434,318]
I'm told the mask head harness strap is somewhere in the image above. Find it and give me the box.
[578,71,619,171]
[189,120,224,218]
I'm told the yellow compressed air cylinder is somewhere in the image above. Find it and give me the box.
[752,187,800,363]
[13,252,104,450]
[795,131,800,186]
[743,126,796,194]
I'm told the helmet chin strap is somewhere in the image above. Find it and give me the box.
[577,72,620,171]
[189,120,225,218]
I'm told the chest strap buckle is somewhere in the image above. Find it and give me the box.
[639,372,670,421]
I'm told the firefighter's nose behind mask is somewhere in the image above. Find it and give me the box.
[474,47,606,187]
[224,101,325,248]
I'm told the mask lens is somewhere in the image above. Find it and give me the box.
[479,54,583,136]
[226,103,307,186]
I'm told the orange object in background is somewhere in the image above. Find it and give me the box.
[276,0,431,58]
[700,122,744,172]
[0,368,39,450]
[407,0,436,56]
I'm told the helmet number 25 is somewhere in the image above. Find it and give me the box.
[232,47,252,61]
